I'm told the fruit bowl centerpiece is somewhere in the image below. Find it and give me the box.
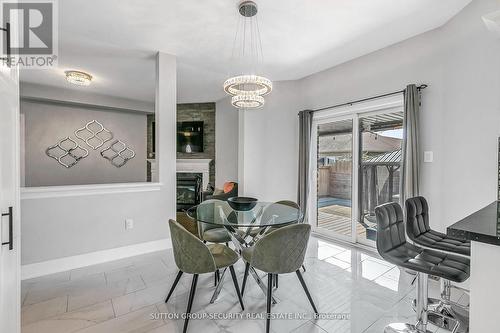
[227,197,258,211]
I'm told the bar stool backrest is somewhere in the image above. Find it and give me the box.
[374,202,407,260]
[405,196,430,242]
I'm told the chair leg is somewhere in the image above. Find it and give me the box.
[165,271,183,303]
[214,269,220,287]
[296,270,318,314]
[266,273,273,333]
[229,265,245,310]
[241,262,250,296]
[275,274,279,289]
[183,274,199,333]
[302,264,306,272]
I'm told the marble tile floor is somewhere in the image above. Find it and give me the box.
[21,237,469,333]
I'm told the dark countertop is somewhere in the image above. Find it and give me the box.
[447,201,500,246]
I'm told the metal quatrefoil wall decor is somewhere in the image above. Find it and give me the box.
[46,120,136,169]
[100,140,136,168]
[46,137,89,168]
[74,120,113,150]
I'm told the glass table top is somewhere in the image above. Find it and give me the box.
[186,201,302,227]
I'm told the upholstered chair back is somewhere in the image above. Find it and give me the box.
[260,201,300,226]
[169,219,216,274]
[405,196,430,241]
[196,199,229,237]
[374,202,408,260]
[275,200,299,209]
[250,223,311,274]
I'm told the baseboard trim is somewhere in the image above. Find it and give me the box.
[21,238,172,280]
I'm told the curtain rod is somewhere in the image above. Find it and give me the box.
[308,84,428,113]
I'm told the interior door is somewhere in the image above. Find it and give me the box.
[0,38,21,333]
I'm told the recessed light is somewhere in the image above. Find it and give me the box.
[65,70,92,86]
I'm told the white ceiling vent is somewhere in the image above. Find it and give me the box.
[482,10,500,36]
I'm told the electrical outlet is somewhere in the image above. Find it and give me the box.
[125,219,134,230]
[424,151,433,163]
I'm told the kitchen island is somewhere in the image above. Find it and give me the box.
[447,201,500,333]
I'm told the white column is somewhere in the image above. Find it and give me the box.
[156,52,177,219]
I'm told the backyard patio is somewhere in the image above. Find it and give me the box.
[317,198,368,239]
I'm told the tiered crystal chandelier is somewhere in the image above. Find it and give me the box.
[223,1,272,109]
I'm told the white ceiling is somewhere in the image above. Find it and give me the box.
[20,0,471,104]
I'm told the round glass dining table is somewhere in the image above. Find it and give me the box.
[186,200,302,304]
[186,200,302,249]
[187,200,301,225]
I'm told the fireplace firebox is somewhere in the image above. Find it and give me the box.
[177,173,202,212]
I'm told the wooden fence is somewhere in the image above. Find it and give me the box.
[318,161,352,199]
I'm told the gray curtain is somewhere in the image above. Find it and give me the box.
[401,84,420,204]
[298,110,313,220]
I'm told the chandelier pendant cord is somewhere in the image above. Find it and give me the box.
[223,1,272,109]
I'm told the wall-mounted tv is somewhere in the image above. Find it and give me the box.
[177,121,204,153]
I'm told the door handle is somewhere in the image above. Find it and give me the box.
[0,23,11,67]
[1,206,13,250]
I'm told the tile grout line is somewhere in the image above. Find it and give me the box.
[110,298,117,318]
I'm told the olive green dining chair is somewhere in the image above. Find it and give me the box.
[242,200,304,293]
[196,199,234,285]
[240,223,318,333]
[197,199,233,244]
[165,219,244,333]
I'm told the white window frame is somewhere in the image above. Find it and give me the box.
[309,94,404,246]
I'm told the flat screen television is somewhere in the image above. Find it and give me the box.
[177,121,204,153]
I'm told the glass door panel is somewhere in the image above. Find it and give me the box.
[357,112,404,246]
[316,119,353,240]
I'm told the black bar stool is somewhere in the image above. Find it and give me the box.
[405,197,470,256]
[405,196,470,332]
[375,202,470,333]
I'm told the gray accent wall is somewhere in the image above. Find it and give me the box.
[23,100,148,186]
[21,52,177,265]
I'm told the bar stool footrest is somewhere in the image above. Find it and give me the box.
[384,323,433,333]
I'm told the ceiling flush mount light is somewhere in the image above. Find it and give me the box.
[65,70,92,86]
[224,1,272,109]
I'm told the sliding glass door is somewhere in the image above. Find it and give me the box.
[315,118,355,242]
[357,112,403,246]
[310,98,404,247]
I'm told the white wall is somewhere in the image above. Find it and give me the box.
[239,0,500,232]
[238,80,302,202]
[215,98,239,188]
[20,53,177,265]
